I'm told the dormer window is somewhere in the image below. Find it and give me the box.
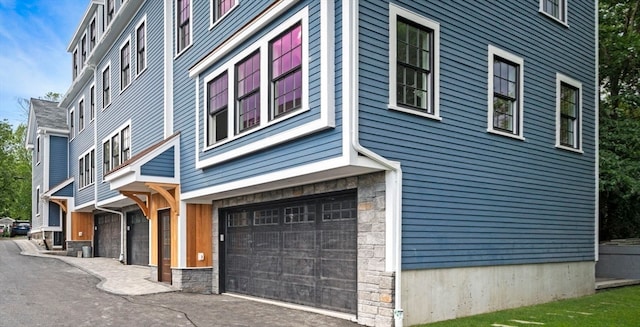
[81,34,87,66]
[106,0,115,27]
[90,18,96,50]
[72,49,78,79]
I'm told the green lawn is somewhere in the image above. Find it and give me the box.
[419,286,640,327]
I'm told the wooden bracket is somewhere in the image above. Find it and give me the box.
[121,191,151,218]
[49,199,67,213]
[146,183,179,218]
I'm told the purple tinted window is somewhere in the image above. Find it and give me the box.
[208,72,228,114]
[178,0,190,52]
[271,23,302,118]
[236,52,260,132]
[216,0,234,19]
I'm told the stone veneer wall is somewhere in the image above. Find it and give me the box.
[211,172,394,327]
[172,268,213,294]
[66,240,92,257]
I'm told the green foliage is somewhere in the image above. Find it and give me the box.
[421,286,640,327]
[0,120,31,221]
[599,0,640,240]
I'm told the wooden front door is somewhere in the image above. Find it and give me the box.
[158,209,171,283]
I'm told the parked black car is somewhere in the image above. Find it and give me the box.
[10,223,31,237]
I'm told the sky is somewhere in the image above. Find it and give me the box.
[0,0,86,128]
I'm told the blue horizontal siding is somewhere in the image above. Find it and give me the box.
[359,0,596,269]
[49,202,60,227]
[141,147,174,177]
[52,183,74,197]
[49,136,69,188]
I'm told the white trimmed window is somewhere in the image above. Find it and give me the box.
[72,48,79,79]
[102,64,111,109]
[36,187,40,214]
[120,38,131,91]
[176,0,192,54]
[106,0,115,27]
[102,123,131,176]
[487,45,524,140]
[78,148,96,189]
[136,17,147,76]
[36,136,41,165]
[540,0,567,25]
[202,12,308,150]
[556,73,582,152]
[388,3,440,120]
[89,17,96,51]
[90,84,96,121]
[81,33,87,68]
[70,108,75,139]
[78,98,85,132]
[211,0,237,26]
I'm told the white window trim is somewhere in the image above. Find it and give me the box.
[175,0,194,57]
[101,120,132,174]
[80,32,87,69]
[135,15,148,78]
[539,0,569,27]
[90,83,96,122]
[89,15,97,53]
[36,186,40,215]
[119,36,132,93]
[78,148,96,190]
[69,108,76,140]
[36,135,41,166]
[388,3,441,121]
[487,45,525,140]
[201,8,309,152]
[72,46,79,79]
[102,62,112,110]
[78,96,86,133]
[210,0,238,29]
[555,72,583,153]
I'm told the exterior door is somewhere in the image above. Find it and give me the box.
[94,213,120,258]
[221,191,357,314]
[158,209,171,283]
[126,210,149,266]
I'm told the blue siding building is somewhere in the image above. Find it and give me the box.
[29,0,597,326]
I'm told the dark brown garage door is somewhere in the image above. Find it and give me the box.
[94,213,120,258]
[221,191,357,314]
[126,210,149,266]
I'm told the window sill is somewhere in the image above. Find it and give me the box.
[119,83,131,95]
[555,144,583,154]
[78,183,95,191]
[487,128,525,141]
[102,103,112,111]
[135,67,147,80]
[210,4,238,30]
[388,104,441,121]
[175,43,193,60]
[538,10,569,28]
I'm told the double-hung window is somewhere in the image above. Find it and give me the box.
[120,40,131,90]
[136,19,146,75]
[89,18,96,51]
[177,0,191,53]
[111,134,120,169]
[90,85,96,120]
[79,157,84,188]
[213,0,235,24]
[78,99,85,131]
[270,23,303,119]
[72,49,78,79]
[540,0,567,24]
[102,65,111,108]
[388,4,440,119]
[487,45,524,139]
[236,52,260,133]
[81,35,87,68]
[70,109,75,139]
[78,150,94,189]
[36,136,41,164]
[121,126,131,162]
[207,72,229,146]
[103,142,110,176]
[556,73,582,152]
[106,0,114,27]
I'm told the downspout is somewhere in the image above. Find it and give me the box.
[343,1,404,326]
[91,62,125,263]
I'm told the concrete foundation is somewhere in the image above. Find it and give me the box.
[401,261,595,325]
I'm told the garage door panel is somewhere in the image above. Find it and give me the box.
[223,192,357,314]
[95,214,120,259]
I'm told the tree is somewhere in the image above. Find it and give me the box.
[599,0,640,240]
[0,120,31,220]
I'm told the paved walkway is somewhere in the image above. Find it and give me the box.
[14,239,175,295]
